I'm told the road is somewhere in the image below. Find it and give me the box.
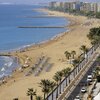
[66,60,97,100]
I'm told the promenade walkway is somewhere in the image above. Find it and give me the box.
[57,46,100,100]
[58,52,100,100]
[45,44,100,100]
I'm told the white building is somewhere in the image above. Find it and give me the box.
[93,92,100,100]
[97,3,100,12]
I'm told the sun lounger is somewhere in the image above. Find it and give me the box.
[45,63,53,72]
[34,57,49,76]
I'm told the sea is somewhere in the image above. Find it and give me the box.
[0,4,69,78]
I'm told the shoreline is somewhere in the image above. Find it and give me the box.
[0,8,85,83]
[1,8,100,100]
[14,9,76,53]
[0,8,72,81]
[0,9,71,54]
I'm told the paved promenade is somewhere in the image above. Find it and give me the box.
[58,52,99,100]
[57,46,100,100]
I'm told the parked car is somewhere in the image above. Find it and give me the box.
[87,75,93,82]
[74,95,81,100]
[81,87,86,93]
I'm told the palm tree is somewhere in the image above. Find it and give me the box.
[36,95,43,100]
[39,79,51,100]
[94,67,100,82]
[53,71,63,95]
[80,45,88,58]
[95,67,100,76]
[13,98,18,100]
[62,68,71,77]
[27,88,36,100]
[64,51,71,60]
[71,51,76,59]
[61,68,71,86]
[72,59,80,67]
[49,81,56,100]
[53,73,60,98]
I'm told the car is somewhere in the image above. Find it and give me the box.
[81,87,86,93]
[87,75,93,83]
[74,95,81,100]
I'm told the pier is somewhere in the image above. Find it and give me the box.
[0,53,12,57]
[18,26,66,28]
[20,15,62,18]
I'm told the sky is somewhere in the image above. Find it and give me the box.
[0,0,100,5]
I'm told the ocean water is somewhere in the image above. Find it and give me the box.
[0,5,69,78]
[0,56,19,78]
[0,5,68,51]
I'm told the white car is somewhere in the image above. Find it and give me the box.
[74,95,81,100]
[87,75,93,82]
[81,87,86,93]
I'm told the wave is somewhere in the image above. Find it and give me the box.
[4,62,13,67]
[0,56,19,78]
[1,67,5,71]
[7,62,13,67]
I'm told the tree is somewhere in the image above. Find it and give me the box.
[53,71,63,95]
[39,79,51,99]
[53,72,61,98]
[13,98,18,100]
[87,27,100,45]
[94,67,100,82]
[94,67,100,77]
[62,68,71,77]
[71,50,76,59]
[80,45,88,54]
[64,51,71,60]
[36,95,43,100]
[72,59,80,67]
[27,88,36,100]
[80,45,88,58]
[61,68,71,86]
[49,81,56,100]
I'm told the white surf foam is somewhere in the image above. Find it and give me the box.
[1,67,5,72]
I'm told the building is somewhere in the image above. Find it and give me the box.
[49,2,57,8]
[97,3,100,12]
[80,2,91,12]
[49,1,99,13]
[75,1,82,10]
[80,2,98,12]
[90,3,97,12]
[64,2,77,10]
[49,2,64,8]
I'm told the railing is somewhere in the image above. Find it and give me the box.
[45,43,99,100]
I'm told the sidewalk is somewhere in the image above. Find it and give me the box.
[92,83,100,98]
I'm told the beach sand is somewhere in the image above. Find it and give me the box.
[0,9,100,100]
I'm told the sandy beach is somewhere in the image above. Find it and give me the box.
[0,9,100,100]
